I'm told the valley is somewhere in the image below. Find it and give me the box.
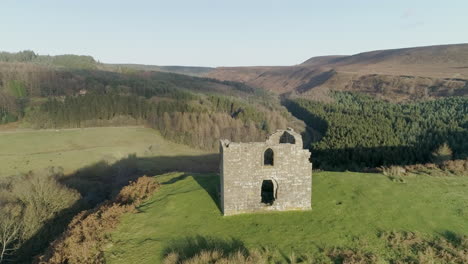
[206,44,468,102]
[0,46,467,263]
[2,1,468,263]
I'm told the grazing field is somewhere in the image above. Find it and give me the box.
[105,171,468,263]
[2,126,467,262]
[0,127,211,178]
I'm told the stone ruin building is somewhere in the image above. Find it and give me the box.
[219,128,312,216]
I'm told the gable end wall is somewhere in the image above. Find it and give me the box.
[220,130,312,216]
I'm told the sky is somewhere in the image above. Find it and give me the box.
[1,0,467,67]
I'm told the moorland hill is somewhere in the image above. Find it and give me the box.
[206,44,468,101]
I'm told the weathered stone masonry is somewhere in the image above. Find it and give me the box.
[219,128,312,216]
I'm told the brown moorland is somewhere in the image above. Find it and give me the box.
[206,43,468,102]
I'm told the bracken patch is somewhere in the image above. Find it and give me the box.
[37,176,159,264]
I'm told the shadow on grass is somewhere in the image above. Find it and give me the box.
[62,153,219,204]
[162,235,248,262]
[192,173,222,213]
[439,230,467,247]
[15,153,220,263]
[155,172,221,214]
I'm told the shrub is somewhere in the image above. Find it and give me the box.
[380,231,468,264]
[0,168,80,262]
[382,166,406,182]
[441,159,468,176]
[163,249,267,264]
[432,143,453,164]
[116,175,159,204]
[327,248,379,264]
[401,159,468,177]
[164,232,468,263]
[37,176,159,264]
[163,247,322,264]
[9,169,81,240]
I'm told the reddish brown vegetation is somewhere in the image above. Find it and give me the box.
[164,232,468,264]
[378,159,468,181]
[381,231,468,264]
[326,248,378,264]
[37,176,159,264]
[404,159,468,176]
[440,159,468,176]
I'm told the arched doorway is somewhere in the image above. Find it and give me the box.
[261,180,275,205]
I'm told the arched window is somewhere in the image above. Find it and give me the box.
[279,131,296,144]
[261,180,275,205]
[264,148,274,166]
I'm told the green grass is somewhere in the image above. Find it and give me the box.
[0,127,209,178]
[105,172,468,263]
[2,126,467,262]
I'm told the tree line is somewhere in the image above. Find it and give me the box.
[0,50,97,69]
[0,60,276,124]
[25,92,290,150]
[0,59,292,150]
[149,111,287,150]
[286,92,468,169]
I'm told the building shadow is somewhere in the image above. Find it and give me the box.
[191,173,222,213]
[155,172,221,214]
[61,153,219,204]
[15,153,220,263]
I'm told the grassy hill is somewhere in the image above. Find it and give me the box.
[0,127,219,262]
[0,53,295,151]
[105,171,468,263]
[2,123,467,263]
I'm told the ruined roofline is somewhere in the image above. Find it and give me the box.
[220,128,300,149]
[220,139,231,148]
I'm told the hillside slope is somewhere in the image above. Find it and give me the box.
[302,43,468,67]
[206,44,468,101]
[0,56,303,152]
[105,172,468,263]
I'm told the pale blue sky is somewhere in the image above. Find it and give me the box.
[1,0,467,66]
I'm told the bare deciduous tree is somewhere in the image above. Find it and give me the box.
[0,203,23,263]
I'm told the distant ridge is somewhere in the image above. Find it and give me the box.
[0,50,214,77]
[301,55,347,66]
[301,43,468,67]
[104,64,214,77]
[206,43,468,102]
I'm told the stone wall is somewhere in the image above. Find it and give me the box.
[220,128,312,216]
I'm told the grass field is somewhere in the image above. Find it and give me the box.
[2,126,467,262]
[105,172,468,263]
[0,127,210,178]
